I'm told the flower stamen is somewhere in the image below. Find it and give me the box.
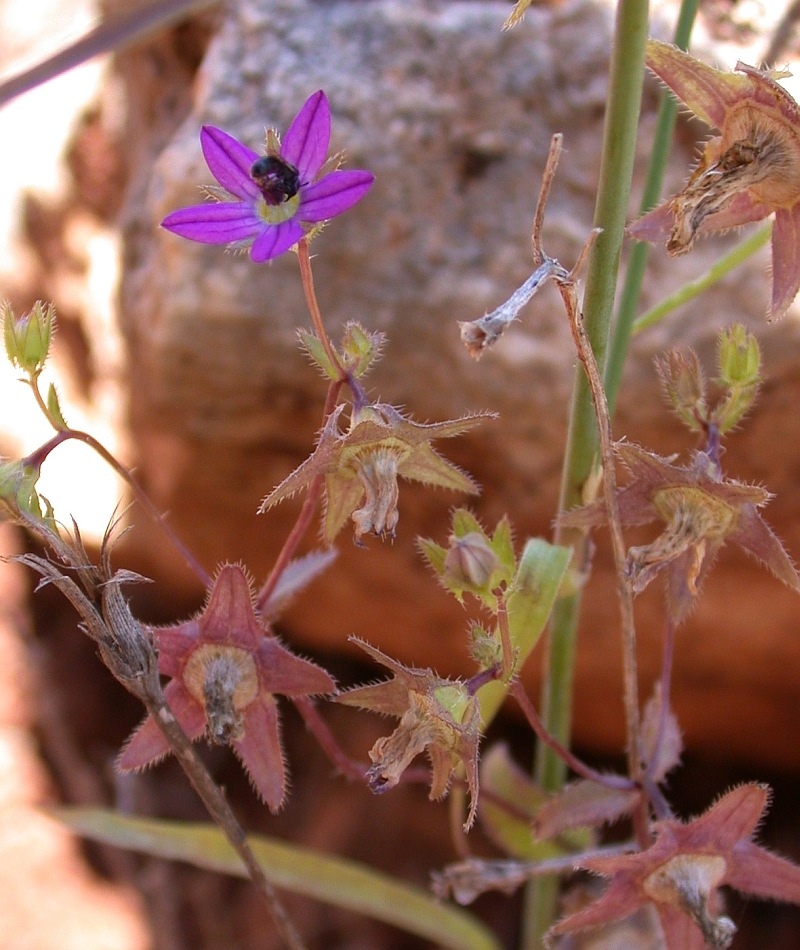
[351,447,404,540]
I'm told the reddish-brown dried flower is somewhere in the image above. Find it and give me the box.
[550,784,800,949]
[336,640,482,829]
[560,441,799,623]
[119,564,335,811]
[630,40,800,316]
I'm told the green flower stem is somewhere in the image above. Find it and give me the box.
[525,0,649,946]
[632,222,772,334]
[604,0,701,412]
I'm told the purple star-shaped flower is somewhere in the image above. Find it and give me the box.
[161,90,374,262]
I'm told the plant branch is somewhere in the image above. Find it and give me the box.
[554,248,643,788]
[256,379,342,613]
[24,426,210,586]
[18,528,307,949]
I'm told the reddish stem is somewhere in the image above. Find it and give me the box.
[256,380,342,612]
[293,697,367,783]
[510,680,635,792]
[296,238,345,377]
[25,429,210,586]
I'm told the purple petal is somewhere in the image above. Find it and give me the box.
[200,126,261,200]
[250,219,304,262]
[299,170,374,222]
[281,91,330,180]
[162,202,261,244]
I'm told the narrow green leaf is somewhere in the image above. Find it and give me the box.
[51,808,501,950]
[480,744,553,860]
[632,223,772,334]
[478,538,571,726]
[47,383,68,429]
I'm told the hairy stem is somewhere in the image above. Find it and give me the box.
[256,379,342,612]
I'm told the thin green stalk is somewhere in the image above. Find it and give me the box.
[604,0,701,412]
[525,0,649,946]
[632,222,772,333]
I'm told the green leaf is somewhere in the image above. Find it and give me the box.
[479,744,554,860]
[51,808,502,950]
[477,537,571,726]
[490,515,516,577]
[46,383,68,429]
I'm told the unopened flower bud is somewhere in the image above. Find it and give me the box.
[714,324,761,431]
[3,300,54,375]
[469,621,503,669]
[718,324,760,388]
[444,531,499,589]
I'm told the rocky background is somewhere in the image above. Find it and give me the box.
[116,0,800,768]
[4,0,800,946]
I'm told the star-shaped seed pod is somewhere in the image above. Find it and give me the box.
[549,784,800,949]
[260,402,493,543]
[119,564,335,811]
[336,640,482,830]
[560,441,800,623]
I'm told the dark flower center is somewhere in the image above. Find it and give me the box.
[250,155,301,205]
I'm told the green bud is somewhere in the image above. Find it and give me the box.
[469,620,503,669]
[714,324,761,432]
[444,530,499,589]
[339,322,385,378]
[3,300,54,375]
[718,323,760,388]
[298,323,385,381]
[432,682,473,725]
